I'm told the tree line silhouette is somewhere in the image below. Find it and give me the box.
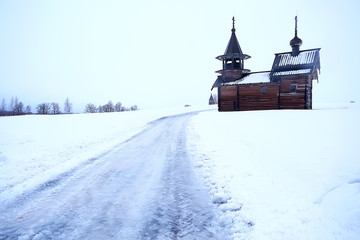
[0,97,138,116]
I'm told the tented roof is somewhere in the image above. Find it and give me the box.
[225,31,243,56]
[216,18,250,61]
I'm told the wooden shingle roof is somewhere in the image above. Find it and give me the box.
[271,48,321,73]
[216,17,250,61]
[224,30,243,56]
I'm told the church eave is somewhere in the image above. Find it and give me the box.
[215,68,251,75]
[215,53,251,61]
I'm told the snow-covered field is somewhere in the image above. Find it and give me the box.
[188,103,360,239]
[0,103,359,239]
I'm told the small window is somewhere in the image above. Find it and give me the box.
[261,87,268,94]
[290,85,296,93]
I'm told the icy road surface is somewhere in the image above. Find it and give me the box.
[0,112,226,239]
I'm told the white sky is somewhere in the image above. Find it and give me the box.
[0,0,359,112]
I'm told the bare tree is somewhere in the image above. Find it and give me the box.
[115,102,122,112]
[10,97,14,113]
[14,101,24,114]
[64,98,72,114]
[15,97,18,105]
[130,105,138,111]
[50,102,61,114]
[103,100,114,112]
[85,103,97,113]
[97,105,103,113]
[25,105,32,114]
[36,103,50,114]
[1,98,6,113]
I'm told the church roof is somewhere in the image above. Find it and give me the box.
[211,76,223,90]
[222,72,271,86]
[209,94,216,105]
[271,48,321,73]
[224,30,243,56]
[216,17,250,60]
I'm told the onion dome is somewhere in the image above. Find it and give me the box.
[290,35,302,47]
[290,16,302,56]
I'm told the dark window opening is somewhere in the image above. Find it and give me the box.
[290,85,296,93]
[261,87,268,94]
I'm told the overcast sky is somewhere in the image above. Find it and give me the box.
[1,0,359,112]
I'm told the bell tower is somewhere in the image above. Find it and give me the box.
[215,17,251,83]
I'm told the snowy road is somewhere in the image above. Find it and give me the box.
[0,112,225,239]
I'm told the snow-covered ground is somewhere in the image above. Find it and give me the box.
[0,107,207,199]
[0,103,359,239]
[188,103,360,239]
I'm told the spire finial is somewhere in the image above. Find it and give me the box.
[232,16,235,32]
[290,15,302,56]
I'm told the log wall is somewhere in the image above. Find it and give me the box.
[238,83,278,111]
[218,86,237,111]
[218,73,314,111]
[278,75,312,109]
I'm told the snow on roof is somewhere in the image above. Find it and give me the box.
[223,72,271,86]
[272,69,311,76]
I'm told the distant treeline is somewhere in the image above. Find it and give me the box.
[84,101,138,113]
[1,96,33,116]
[0,97,138,116]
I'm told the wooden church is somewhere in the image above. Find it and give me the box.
[212,17,321,111]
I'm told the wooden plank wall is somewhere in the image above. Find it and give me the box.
[238,84,278,110]
[219,86,237,111]
[279,75,311,109]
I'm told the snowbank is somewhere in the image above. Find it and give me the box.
[188,103,360,239]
